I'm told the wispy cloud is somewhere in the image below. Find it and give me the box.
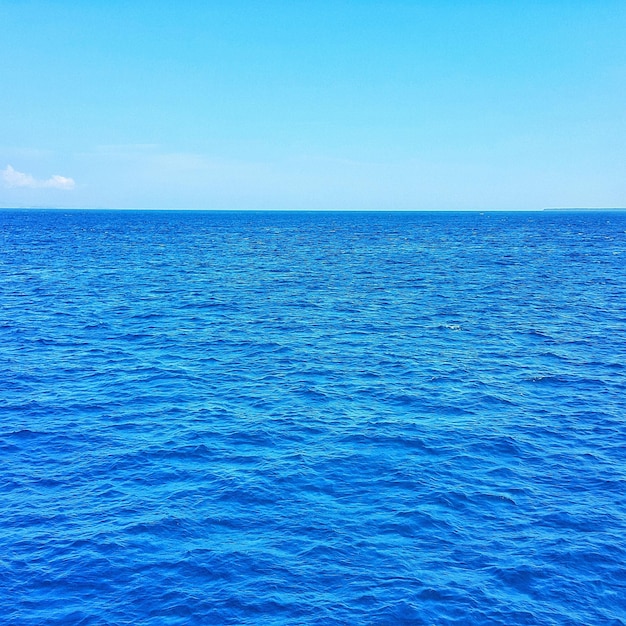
[1,164,75,190]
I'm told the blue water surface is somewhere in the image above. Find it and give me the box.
[1,209,625,625]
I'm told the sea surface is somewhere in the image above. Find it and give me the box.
[1,209,625,625]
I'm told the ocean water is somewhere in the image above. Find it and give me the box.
[1,209,625,625]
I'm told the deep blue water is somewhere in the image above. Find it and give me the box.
[1,209,625,625]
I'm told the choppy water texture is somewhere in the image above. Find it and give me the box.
[1,209,625,625]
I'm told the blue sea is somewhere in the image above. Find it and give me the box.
[1,209,625,625]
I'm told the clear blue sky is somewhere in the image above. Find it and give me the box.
[1,1,624,209]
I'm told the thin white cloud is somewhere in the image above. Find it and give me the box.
[43,174,76,190]
[1,164,75,190]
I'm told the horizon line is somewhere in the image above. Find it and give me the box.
[1,206,626,213]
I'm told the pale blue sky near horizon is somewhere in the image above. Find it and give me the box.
[1,1,624,210]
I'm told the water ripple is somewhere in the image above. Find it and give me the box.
[1,210,625,624]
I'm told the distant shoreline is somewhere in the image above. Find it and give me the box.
[543,207,626,211]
